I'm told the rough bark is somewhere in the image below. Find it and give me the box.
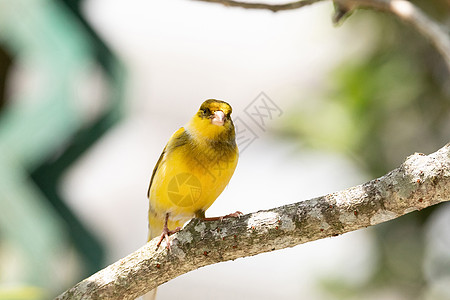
[55,143,450,300]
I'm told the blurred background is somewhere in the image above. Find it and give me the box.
[0,0,450,299]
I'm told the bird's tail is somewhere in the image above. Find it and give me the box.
[142,224,161,300]
[143,214,186,300]
[142,288,157,300]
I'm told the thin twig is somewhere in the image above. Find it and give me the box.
[342,0,450,72]
[192,0,326,12]
[193,0,450,72]
[56,143,450,300]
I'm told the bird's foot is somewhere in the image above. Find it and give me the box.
[156,226,181,250]
[202,211,243,222]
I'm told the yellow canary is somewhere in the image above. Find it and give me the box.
[147,99,239,248]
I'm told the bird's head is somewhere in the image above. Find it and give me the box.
[187,99,235,141]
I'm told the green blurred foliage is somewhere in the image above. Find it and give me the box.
[0,286,47,300]
[279,2,450,299]
[281,12,450,177]
[0,0,124,297]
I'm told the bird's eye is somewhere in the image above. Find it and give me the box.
[202,108,209,115]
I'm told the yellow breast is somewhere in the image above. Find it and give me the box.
[149,141,238,217]
[148,128,238,236]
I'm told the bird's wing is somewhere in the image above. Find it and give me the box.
[146,127,188,198]
[146,144,167,198]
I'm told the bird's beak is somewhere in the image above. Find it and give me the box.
[211,110,225,126]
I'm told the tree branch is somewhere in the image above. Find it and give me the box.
[191,0,325,12]
[56,143,450,300]
[192,0,450,72]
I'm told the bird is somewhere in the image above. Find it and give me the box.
[147,99,240,249]
[143,100,240,300]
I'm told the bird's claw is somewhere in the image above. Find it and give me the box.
[203,211,243,222]
[156,226,181,250]
[219,211,243,221]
